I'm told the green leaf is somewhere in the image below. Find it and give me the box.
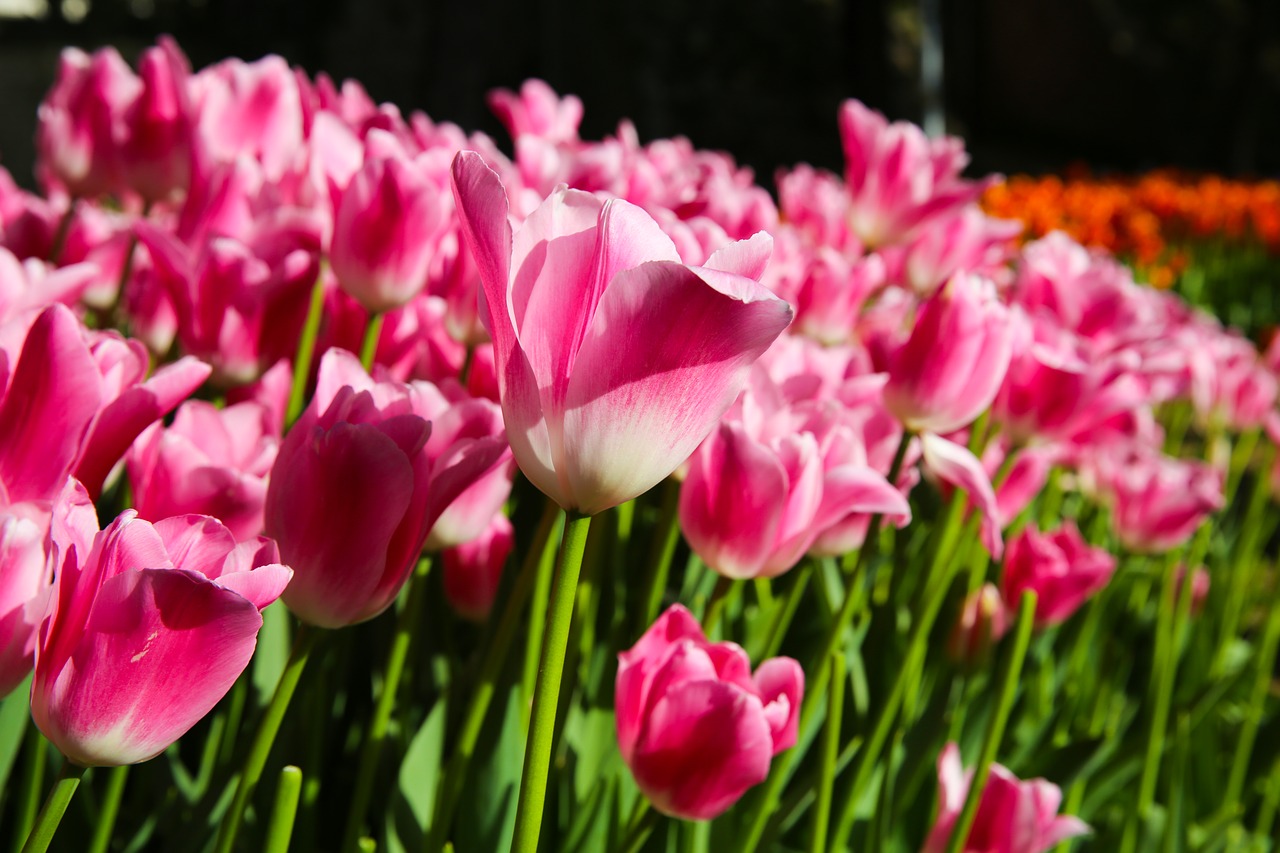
[0,673,32,794]
[397,698,446,834]
[252,601,291,708]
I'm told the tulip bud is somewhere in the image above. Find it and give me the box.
[946,584,1009,667]
[442,513,513,621]
[1000,523,1116,628]
[615,604,803,821]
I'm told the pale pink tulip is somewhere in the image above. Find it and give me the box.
[923,743,1089,853]
[885,272,1013,435]
[1001,523,1116,628]
[31,512,291,766]
[616,604,803,821]
[838,99,994,248]
[451,151,792,515]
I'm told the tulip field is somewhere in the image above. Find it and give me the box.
[3,37,1280,853]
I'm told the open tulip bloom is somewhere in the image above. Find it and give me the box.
[8,38,1280,853]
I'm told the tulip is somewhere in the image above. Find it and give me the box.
[838,99,993,248]
[884,272,1014,435]
[263,348,507,627]
[0,504,55,698]
[487,79,584,144]
[923,743,1089,853]
[451,151,793,515]
[946,584,1009,667]
[36,46,139,199]
[330,131,451,314]
[1000,523,1116,628]
[442,513,514,621]
[31,512,291,766]
[615,604,803,820]
[118,38,194,203]
[1088,446,1224,554]
[128,398,279,541]
[889,206,1022,297]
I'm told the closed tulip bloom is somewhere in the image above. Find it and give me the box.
[31,512,291,766]
[451,151,793,515]
[441,512,513,622]
[924,743,1089,853]
[946,583,1008,667]
[885,272,1014,435]
[264,349,506,627]
[127,398,279,541]
[330,131,451,313]
[117,38,193,203]
[616,604,803,821]
[1000,523,1116,628]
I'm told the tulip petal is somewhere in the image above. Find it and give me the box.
[214,563,292,612]
[0,305,101,503]
[921,432,1004,559]
[265,422,415,627]
[631,681,773,821]
[33,567,262,766]
[703,231,773,281]
[564,261,793,514]
[752,656,804,753]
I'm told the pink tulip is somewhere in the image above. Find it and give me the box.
[36,46,139,198]
[487,79,584,145]
[128,399,279,541]
[1088,446,1224,554]
[190,55,305,183]
[946,583,1008,667]
[451,151,792,515]
[0,481,97,698]
[923,743,1089,853]
[790,249,886,346]
[616,604,803,821]
[442,513,514,621]
[31,512,291,766]
[887,206,1022,297]
[1000,523,1116,628]
[263,349,507,627]
[330,131,451,313]
[838,99,994,248]
[117,38,194,204]
[885,272,1013,435]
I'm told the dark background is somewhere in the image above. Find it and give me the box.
[1,0,1278,193]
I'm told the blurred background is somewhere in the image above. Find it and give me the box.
[1,0,1278,190]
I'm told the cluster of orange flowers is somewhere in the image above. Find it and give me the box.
[983,169,1280,288]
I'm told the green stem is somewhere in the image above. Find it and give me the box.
[214,623,322,853]
[1215,440,1275,674]
[424,499,559,852]
[618,805,659,853]
[48,197,76,265]
[522,505,563,731]
[86,765,129,853]
[285,277,328,430]
[342,558,433,852]
[701,575,734,637]
[20,762,86,853]
[510,511,593,853]
[1224,567,1280,813]
[755,566,812,662]
[360,311,384,372]
[264,766,303,853]
[942,591,1038,853]
[639,477,682,628]
[739,431,912,851]
[13,729,48,850]
[809,651,845,853]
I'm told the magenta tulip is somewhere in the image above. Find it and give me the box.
[31,512,291,766]
[441,512,513,622]
[128,398,279,541]
[1000,523,1116,628]
[885,272,1014,435]
[616,604,803,821]
[330,130,451,313]
[118,38,194,203]
[451,151,793,515]
[264,349,506,627]
[923,743,1089,853]
[1088,446,1224,554]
